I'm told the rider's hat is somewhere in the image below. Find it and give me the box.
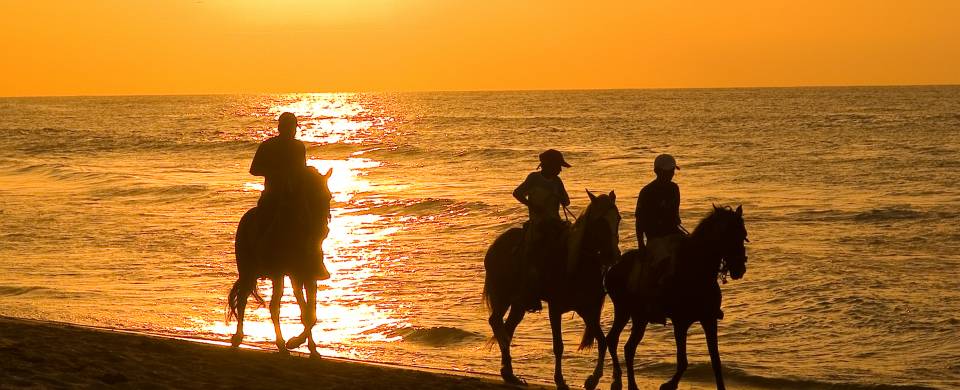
[538,149,572,168]
[654,154,679,171]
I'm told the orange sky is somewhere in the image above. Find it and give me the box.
[1,0,958,96]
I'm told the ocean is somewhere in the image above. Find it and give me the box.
[0,87,957,389]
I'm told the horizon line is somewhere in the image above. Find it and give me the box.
[2,82,958,99]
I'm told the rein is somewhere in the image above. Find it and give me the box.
[563,205,577,223]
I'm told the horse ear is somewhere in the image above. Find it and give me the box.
[609,190,616,201]
[712,203,718,211]
[323,168,333,178]
[586,189,597,201]
[735,205,743,217]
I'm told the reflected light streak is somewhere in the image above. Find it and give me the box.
[205,94,409,357]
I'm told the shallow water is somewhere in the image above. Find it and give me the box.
[0,87,958,389]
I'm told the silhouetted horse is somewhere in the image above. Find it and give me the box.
[605,205,748,390]
[227,167,333,356]
[484,190,622,390]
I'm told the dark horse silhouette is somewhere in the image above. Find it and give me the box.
[604,205,748,390]
[226,166,333,356]
[484,190,622,390]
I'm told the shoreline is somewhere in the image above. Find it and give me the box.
[0,315,529,389]
[0,315,750,389]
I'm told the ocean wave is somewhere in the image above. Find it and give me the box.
[0,285,83,299]
[6,162,132,185]
[852,207,925,222]
[0,127,261,156]
[89,184,211,200]
[453,147,531,160]
[361,198,491,217]
[388,326,484,346]
[788,206,950,223]
[635,362,938,390]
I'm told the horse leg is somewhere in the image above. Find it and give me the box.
[303,278,320,358]
[269,276,288,354]
[605,302,630,390]
[285,277,309,350]
[489,302,524,385]
[581,307,607,390]
[548,306,569,390]
[504,304,526,346]
[660,319,691,390]
[230,281,250,348]
[624,319,647,390]
[703,318,725,390]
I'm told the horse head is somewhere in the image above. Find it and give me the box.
[301,166,333,232]
[582,189,622,265]
[694,204,748,281]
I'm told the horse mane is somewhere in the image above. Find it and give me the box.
[689,205,736,241]
[566,194,615,270]
[299,166,332,231]
[569,193,611,238]
[576,194,612,224]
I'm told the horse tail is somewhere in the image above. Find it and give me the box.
[578,295,606,351]
[481,286,490,313]
[482,227,522,315]
[482,275,495,314]
[226,275,264,323]
[227,207,266,323]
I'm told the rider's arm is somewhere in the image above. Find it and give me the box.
[635,191,646,247]
[557,179,570,207]
[295,141,307,167]
[673,183,682,226]
[513,174,532,206]
[249,143,268,176]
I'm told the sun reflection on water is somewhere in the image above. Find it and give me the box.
[261,93,396,145]
[201,95,410,358]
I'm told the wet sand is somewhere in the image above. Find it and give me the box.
[0,316,529,389]
[0,316,756,389]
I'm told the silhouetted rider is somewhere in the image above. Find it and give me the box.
[250,112,307,211]
[632,153,683,323]
[513,149,571,312]
[636,154,682,245]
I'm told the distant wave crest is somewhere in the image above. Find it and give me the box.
[790,206,953,223]
[389,326,484,346]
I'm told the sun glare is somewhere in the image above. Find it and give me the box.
[200,95,409,358]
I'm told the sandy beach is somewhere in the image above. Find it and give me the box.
[0,316,531,389]
[0,315,779,390]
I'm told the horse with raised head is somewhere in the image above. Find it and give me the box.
[226,166,333,357]
[604,205,748,390]
[484,190,622,390]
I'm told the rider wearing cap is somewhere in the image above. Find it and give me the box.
[632,153,683,323]
[513,149,571,312]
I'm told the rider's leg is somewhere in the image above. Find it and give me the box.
[521,221,543,312]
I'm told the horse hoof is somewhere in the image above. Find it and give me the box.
[276,348,289,356]
[659,382,677,390]
[556,383,570,390]
[230,334,243,348]
[285,335,306,349]
[500,370,527,386]
[584,374,600,390]
[308,351,322,359]
[610,379,622,390]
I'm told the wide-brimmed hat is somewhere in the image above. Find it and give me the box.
[539,149,572,168]
[654,153,679,171]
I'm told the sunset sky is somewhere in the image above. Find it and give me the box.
[1,0,958,96]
